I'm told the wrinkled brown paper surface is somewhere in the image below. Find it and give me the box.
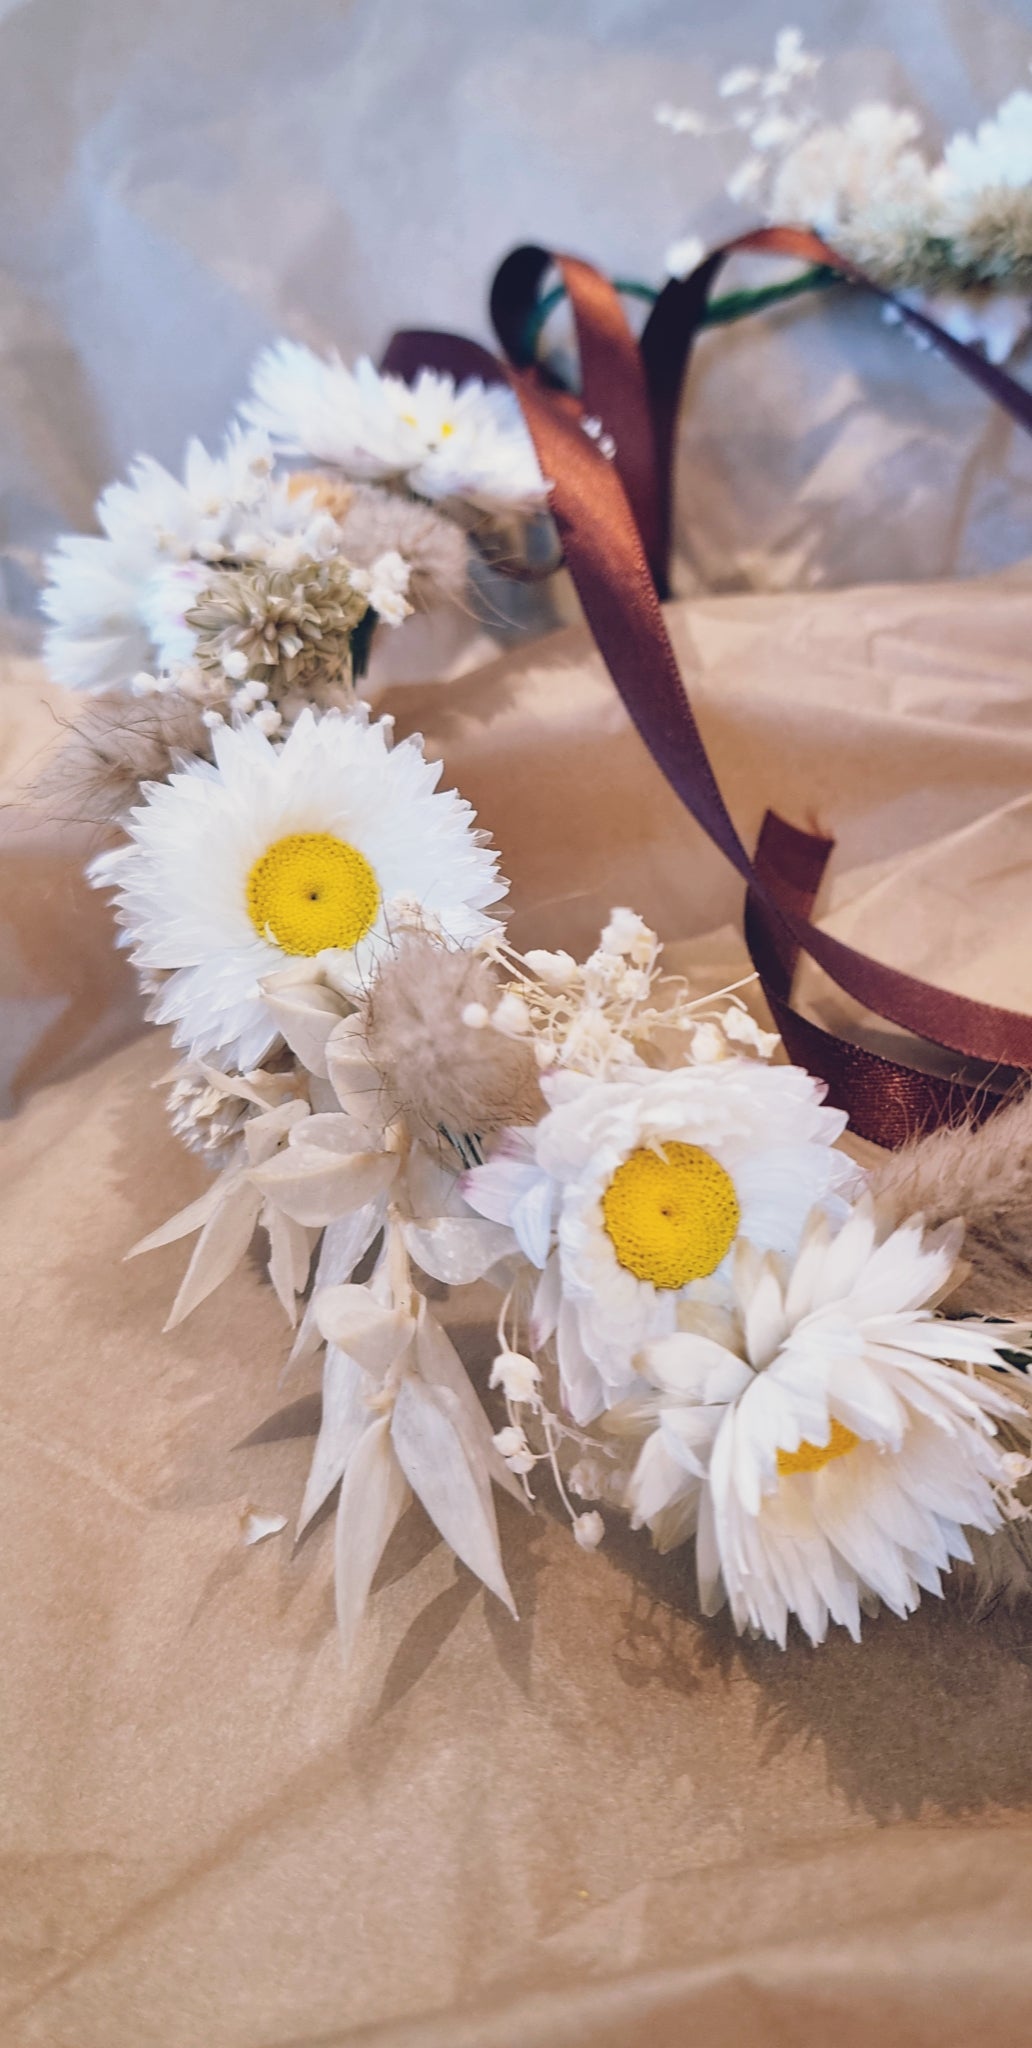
[5,565,1032,2043]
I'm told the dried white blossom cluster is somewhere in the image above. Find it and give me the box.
[39,206,1032,1671]
[659,31,1032,362]
[98,703,1032,1658]
[38,349,549,808]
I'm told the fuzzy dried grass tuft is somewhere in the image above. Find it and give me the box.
[28,692,211,827]
[870,1090,1032,1318]
[365,935,542,1153]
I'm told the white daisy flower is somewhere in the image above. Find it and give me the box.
[41,427,343,692]
[244,342,549,516]
[464,1061,853,1423]
[624,1204,1024,1646]
[89,706,505,1069]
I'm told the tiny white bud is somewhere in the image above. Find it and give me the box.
[1001,1452,1032,1485]
[201,708,225,730]
[492,1424,536,1475]
[222,648,250,680]
[462,1002,490,1030]
[489,1350,542,1403]
[600,907,654,962]
[130,670,162,697]
[493,992,532,1036]
[524,948,579,993]
[691,1021,728,1064]
[573,1510,605,1550]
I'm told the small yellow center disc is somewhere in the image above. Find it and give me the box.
[601,1142,741,1290]
[777,1418,860,1479]
[246,832,379,956]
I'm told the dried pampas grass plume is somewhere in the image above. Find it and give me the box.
[365,935,543,1156]
[869,1089,1032,1318]
[28,692,211,827]
[871,1092,1032,1610]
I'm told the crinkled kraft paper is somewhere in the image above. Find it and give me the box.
[6,557,1032,2042]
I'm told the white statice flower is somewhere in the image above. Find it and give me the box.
[464,1060,853,1423]
[349,549,412,627]
[769,102,932,239]
[937,90,1032,200]
[42,426,348,692]
[622,1204,1025,1647]
[89,705,504,1068]
[244,342,549,516]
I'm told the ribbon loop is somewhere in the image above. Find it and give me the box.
[384,237,1032,1142]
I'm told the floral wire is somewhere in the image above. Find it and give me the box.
[521,264,840,365]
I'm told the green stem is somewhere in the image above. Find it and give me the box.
[522,265,840,367]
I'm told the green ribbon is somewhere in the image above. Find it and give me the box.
[523,264,840,367]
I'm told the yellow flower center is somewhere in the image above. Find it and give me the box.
[400,412,454,439]
[601,1142,741,1289]
[777,1418,860,1479]
[246,832,379,956]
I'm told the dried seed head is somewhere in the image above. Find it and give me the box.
[337,482,470,608]
[365,934,542,1152]
[186,557,369,698]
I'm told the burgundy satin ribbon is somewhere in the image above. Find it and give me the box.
[383,237,1032,1143]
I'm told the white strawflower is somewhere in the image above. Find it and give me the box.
[41,427,347,692]
[244,342,548,515]
[624,1205,1026,1646]
[89,706,504,1069]
[464,1061,853,1423]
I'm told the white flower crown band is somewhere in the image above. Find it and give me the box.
[29,74,1032,1662]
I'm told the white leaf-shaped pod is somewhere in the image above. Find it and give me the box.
[193,1062,293,1111]
[128,1171,233,1257]
[401,1213,519,1286]
[243,1097,311,1168]
[287,1203,387,1371]
[334,1414,410,1666]
[253,1120,398,1227]
[298,1345,371,1535]
[164,1176,264,1329]
[415,1305,524,1504]
[315,1284,415,1377]
[260,970,349,1080]
[263,1203,315,1324]
[325,1015,390,1141]
[390,1376,517,1616]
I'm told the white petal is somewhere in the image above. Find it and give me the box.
[390,1378,516,1614]
[297,1345,370,1535]
[334,1415,410,1666]
[253,1141,397,1227]
[315,1284,415,1377]
[164,1177,263,1328]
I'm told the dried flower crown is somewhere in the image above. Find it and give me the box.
[31,161,1032,1664]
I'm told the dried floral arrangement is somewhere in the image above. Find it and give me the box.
[40,355,549,723]
[655,31,1032,363]
[33,172,1032,1661]
[34,517,1032,1656]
